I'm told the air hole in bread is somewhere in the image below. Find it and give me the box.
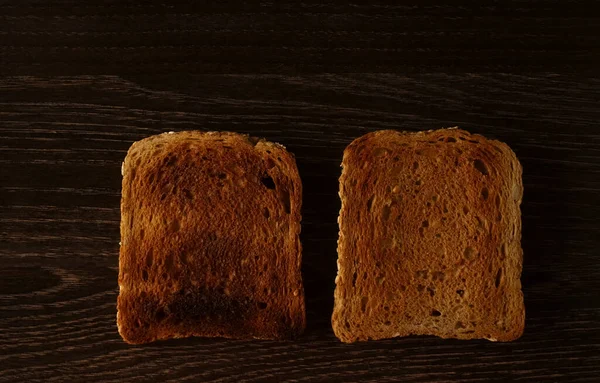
[475,216,485,230]
[183,189,193,200]
[381,237,394,249]
[415,179,422,186]
[495,268,503,288]
[376,275,385,285]
[435,233,441,238]
[352,271,358,287]
[160,193,167,201]
[139,228,145,240]
[257,302,268,309]
[427,287,435,297]
[455,321,465,329]
[443,206,449,214]
[382,205,391,221]
[263,208,270,219]
[495,194,501,207]
[373,148,389,157]
[464,247,478,261]
[417,284,425,292]
[279,189,291,214]
[432,271,445,281]
[474,159,489,175]
[431,310,442,317]
[456,289,465,297]
[413,161,419,170]
[261,175,276,190]
[446,137,457,143]
[360,296,368,312]
[264,157,276,169]
[146,249,154,267]
[481,187,489,200]
[468,139,480,144]
[416,270,428,279]
[500,243,507,260]
[384,306,390,311]
[142,270,149,282]
[169,219,180,233]
[164,156,177,167]
[463,206,469,215]
[422,220,429,228]
[366,196,374,211]
[426,202,431,207]
[156,308,166,322]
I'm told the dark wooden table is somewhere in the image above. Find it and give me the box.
[2,2,600,382]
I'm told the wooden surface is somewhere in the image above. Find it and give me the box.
[1,2,600,382]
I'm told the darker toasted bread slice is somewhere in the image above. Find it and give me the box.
[118,131,305,344]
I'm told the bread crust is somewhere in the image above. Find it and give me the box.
[332,128,524,343]
[117,131,305,344]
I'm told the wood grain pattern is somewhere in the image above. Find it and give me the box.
[1,1,600,382]
[1,1,600,75]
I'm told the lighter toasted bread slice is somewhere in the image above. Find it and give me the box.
[332,128,524,342]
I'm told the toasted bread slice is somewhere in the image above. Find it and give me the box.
[117,131,305,344]
[332,128,524,342]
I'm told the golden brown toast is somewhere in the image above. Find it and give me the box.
[332,128,524,342]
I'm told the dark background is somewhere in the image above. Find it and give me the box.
[1,1,600,382]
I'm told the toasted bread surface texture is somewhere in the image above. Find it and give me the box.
[117,131,305,344]
[332,128,524,343]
